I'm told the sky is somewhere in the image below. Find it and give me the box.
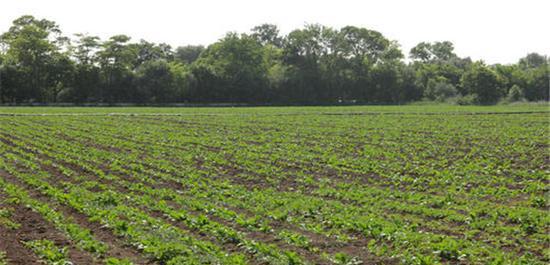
[1,0,548,64]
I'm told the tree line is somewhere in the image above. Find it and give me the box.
[0,15,548,105]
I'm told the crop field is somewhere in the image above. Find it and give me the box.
[0,105,548,265]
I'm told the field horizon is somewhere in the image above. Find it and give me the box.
[0,103,549,114]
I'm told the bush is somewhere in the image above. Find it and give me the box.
[506,85,526,102]
[461,63,503,104]
[424,79,458,102]
[448,94,479,105]
[424,78,458,101]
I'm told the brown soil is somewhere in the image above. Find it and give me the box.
[2,127,537,262]
[4,134,390,264]
[0,193,98,265]
[0,169,151,265]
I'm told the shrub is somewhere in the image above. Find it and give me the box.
[450,94,479,105]
[506,85,526,102]
[425,80,458,102]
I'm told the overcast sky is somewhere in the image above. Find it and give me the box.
[1,0,548,64]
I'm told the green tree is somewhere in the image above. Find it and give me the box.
[134,60,193,103]
[370,61,403,103]
[338,26,393,101]
[461,63,503,104]
[0,16,546,105]
[47,54,74,102]
[0,55,6,103]
[97,35,136,102]
[524,66,549,101]
[415,63,464,93]
[0,15,68,102]
[397,64,423,103]
[424,77,457,101]
[174,45,204,64]
[251,24,283,47]
[410,41,457,62]
[282,24,331,102]
[130,40,173,68]
[518,53,549,101]
[67,34,102,102]
[0,53,5,103]
[519,53,547,69]
[506,84,525,102]
[192,33,268,102]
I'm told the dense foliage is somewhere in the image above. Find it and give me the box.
[0,15,548,104]
[0,106,548,264]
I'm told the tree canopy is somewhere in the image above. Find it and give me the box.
[0,15,548,104]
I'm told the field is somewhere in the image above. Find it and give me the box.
[0,105,548,265]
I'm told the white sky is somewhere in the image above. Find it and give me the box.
[1,0,548,64]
